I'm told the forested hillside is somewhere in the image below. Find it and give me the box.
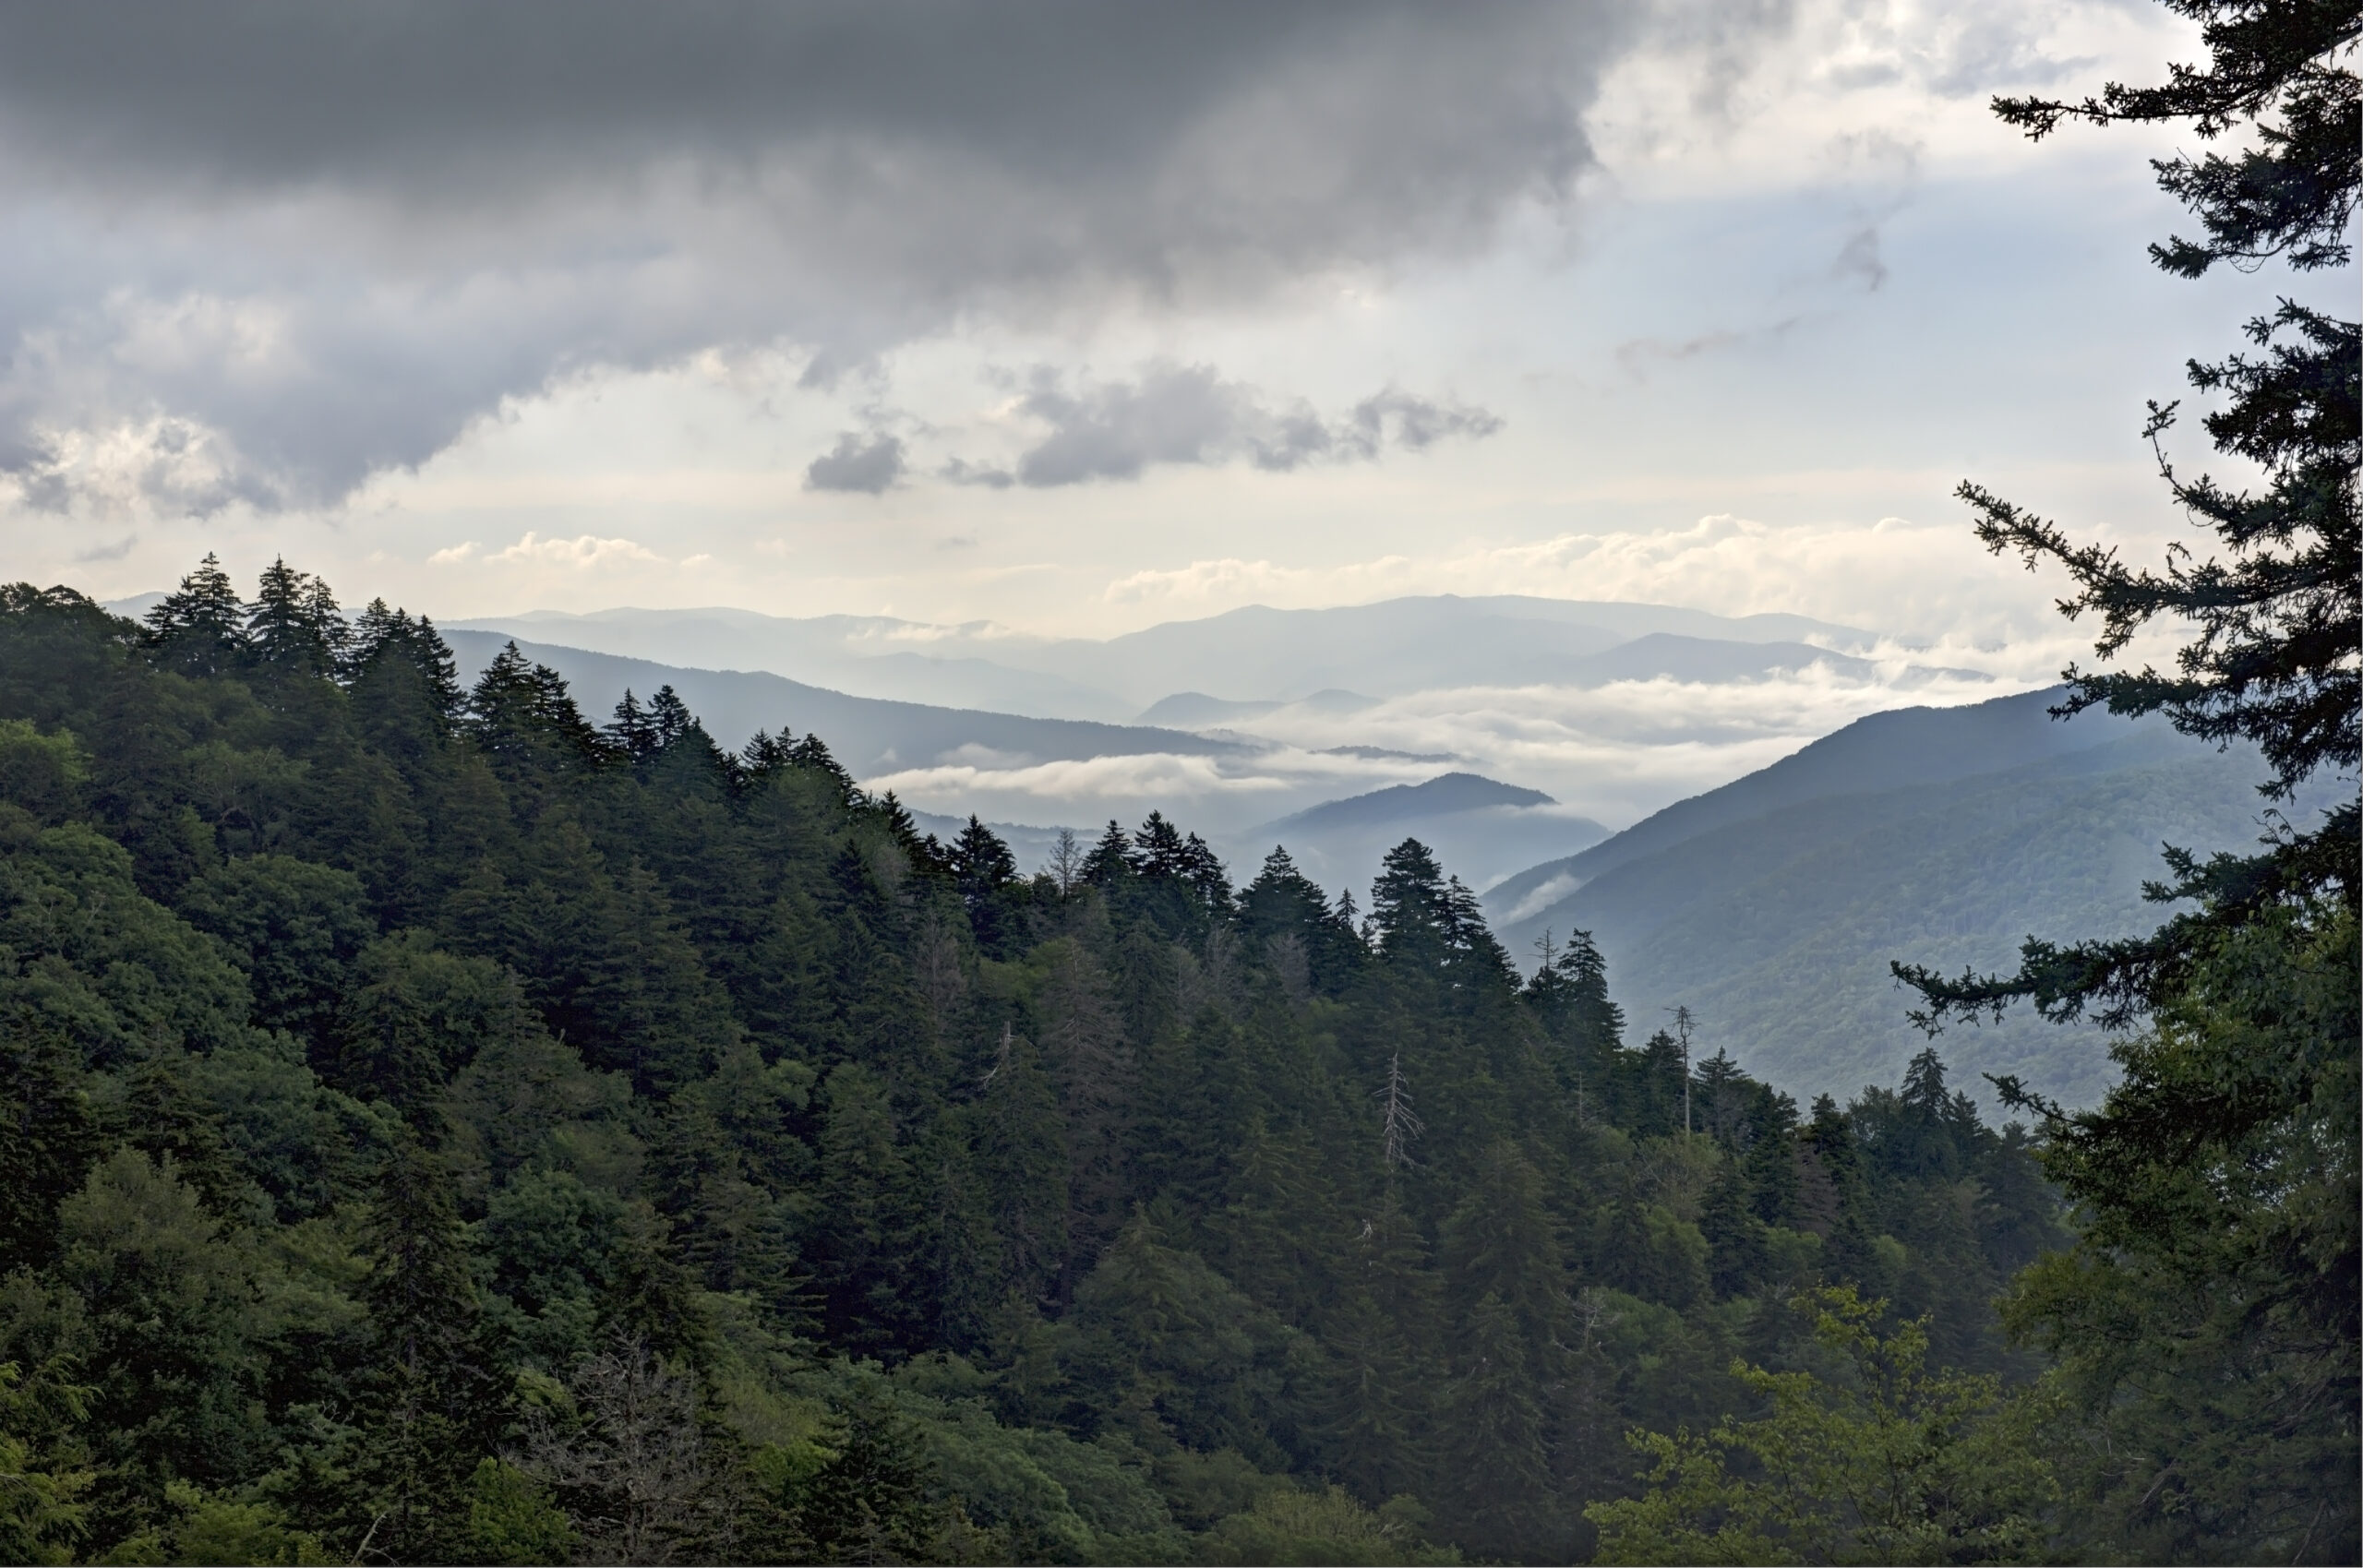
[0,567,2062,1564]
[1493,723,2295,1107]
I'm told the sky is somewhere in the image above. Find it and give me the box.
[0,0,2325,673]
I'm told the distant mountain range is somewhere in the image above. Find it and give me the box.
[437,628,1236,779]
[1481,687,2320,1110]
[1263,772,1553,831]
[448,594,1938,721]
[452,605,1134,721]
[105,589,2018,837]
[436,629,1549,842]
[1025,597,1887,707]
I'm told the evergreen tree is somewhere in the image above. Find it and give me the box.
[1892,6,2358,1558]
[141,554,247,678]
[1524,926,1624,1058]
[1238,844,1361,997]
[0,561,2097,1562]
[346,602,461,766]
[810,1063,926,1355]
[605,689,659,763]
[1437,1292,1558,1558]
[246,558,345,676]
[463,642,606,785]
[647,685,695,751]
[350,1135,507,1562]
[1698,1153,1766,1299]
[1898,1,2355,1027]
[1081,819,1133,888]
[949,815,1021,956]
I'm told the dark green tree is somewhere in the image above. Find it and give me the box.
[1890,6,2357,1559]
[141,554,247,678]
[350,1136,509,1562]
[246,558,346,678]
[1898,0,2357,1030]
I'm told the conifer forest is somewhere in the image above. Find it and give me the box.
[0,2,2353,1564]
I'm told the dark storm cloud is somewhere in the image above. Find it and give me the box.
[805,433,907,496]
[0,2,1653,514]
[963,363,1500,488]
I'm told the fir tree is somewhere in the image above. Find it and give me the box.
[605,689,659,763]
[246,558,345,676]
[351,1135,508,1562]
[141,553,247,677]
[1892,6,2358,1557]
[1082,819,1132,888]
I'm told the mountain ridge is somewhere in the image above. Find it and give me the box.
[1482,685,2145,920]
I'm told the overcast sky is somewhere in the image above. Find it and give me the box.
[0,0,2322,660]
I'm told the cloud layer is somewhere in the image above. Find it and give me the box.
[0,2,1632,515]
[860,660,2021,851]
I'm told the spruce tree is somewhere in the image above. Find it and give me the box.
[1892,6,2357,1558]
[141,553,247,678]
[246,558,345,677]
[1897,0,2357,1028]
[351,1136,508,1562]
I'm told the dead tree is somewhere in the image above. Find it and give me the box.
[1374,1052,1424,1170]
[518,1335,719,1565]
[1667,1005,1697,1136]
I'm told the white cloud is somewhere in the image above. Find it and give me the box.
[488,532,662,569]
[1084,509,2201,677]
[1104,554,1417,605]
[1494,871,1582,925]
[865,750,1294,808]
[842,652,2045,841]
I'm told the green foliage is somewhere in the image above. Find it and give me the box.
[458,1458,574,1565]
[0,1358,91,1565]
[114,1480,331,1566]
[1889,6,2361,1562]
[0,559,2077,1562]
[178,855,370,1047]
[0,721,89,824]
[1587,1287,2060,1565]
[1199,1485,1457,1565]
[2001,903,2358,1562]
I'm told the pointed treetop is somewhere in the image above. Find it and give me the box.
[144,552,248,676]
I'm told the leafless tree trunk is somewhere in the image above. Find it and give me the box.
[1047,826,1084,897]
[517,1335,720,1565]
[912,907,967,1048]
[1668,1005,1696,1136]
[1375,1053,1424,1170]
[1265,932,1312,1004]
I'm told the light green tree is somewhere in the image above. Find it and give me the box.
[1587,1286,2058,1565]
[0,1359,91,1565]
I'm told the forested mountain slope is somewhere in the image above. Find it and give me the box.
[439,628,1237,776]
[1517,734,2287,1107]
[0,569,2063,1564]
[1480,683,2302,1106]
[1486,685,2153,918]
